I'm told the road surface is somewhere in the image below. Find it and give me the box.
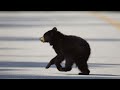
[0,11,120,79]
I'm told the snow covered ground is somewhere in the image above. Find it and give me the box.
[0,11,120,79]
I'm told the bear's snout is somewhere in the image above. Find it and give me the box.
[40,37,45,42]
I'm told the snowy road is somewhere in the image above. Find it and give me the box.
[0,11,120,79]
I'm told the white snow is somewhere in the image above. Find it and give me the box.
[0,11,120,79]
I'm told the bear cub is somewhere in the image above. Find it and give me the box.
[40,27,91,75]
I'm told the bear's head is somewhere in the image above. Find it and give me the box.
[40,27,63,45]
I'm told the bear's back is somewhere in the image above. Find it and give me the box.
[64,35,89,47]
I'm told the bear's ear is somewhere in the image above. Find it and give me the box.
[52,27,57,31]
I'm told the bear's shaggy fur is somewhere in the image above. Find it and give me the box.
[40,27,91,75]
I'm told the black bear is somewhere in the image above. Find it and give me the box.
[40,27,91,75]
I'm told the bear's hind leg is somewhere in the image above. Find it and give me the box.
[75,58,90,75]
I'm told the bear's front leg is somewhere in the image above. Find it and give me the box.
[46,55,57,69]
[46,55,64,69]
[59,58,74,72]
[54,55,64,71]
[46,60,54,69]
